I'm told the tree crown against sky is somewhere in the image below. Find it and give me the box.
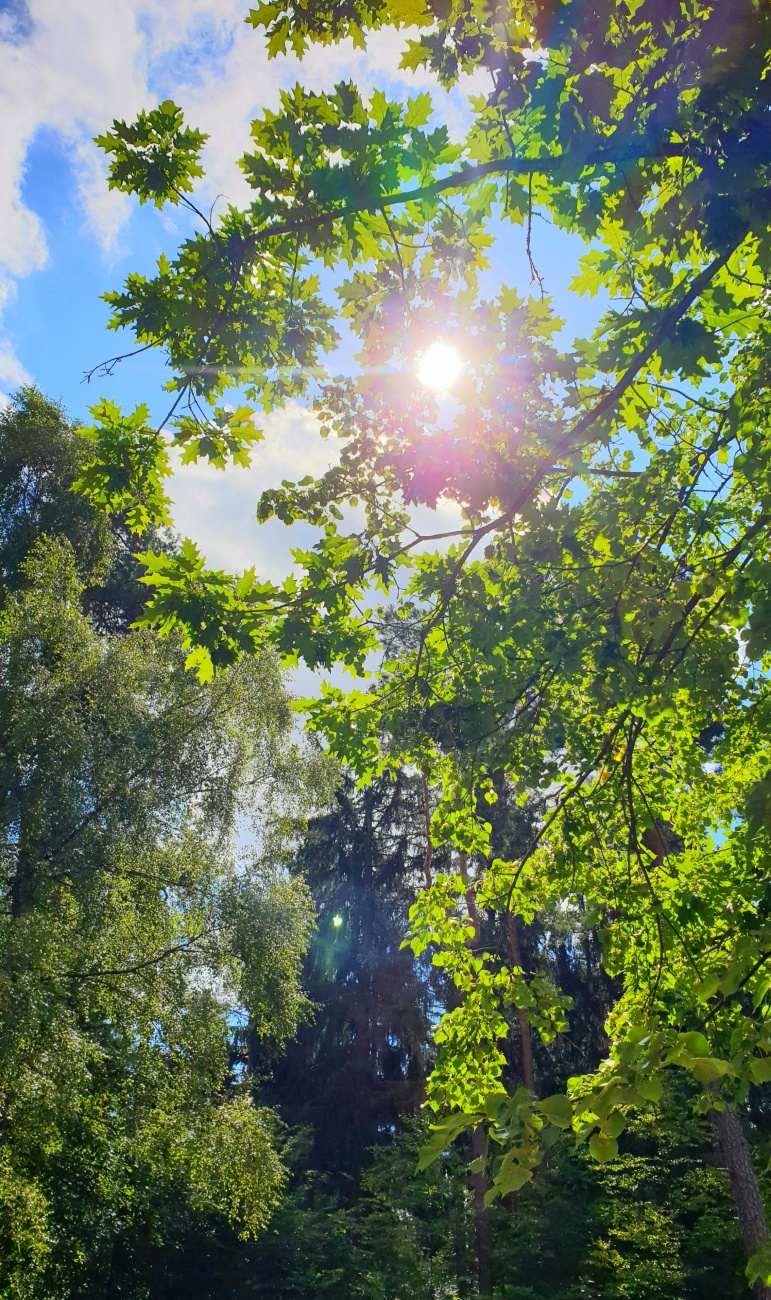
[67,1,771,1290]
[0,388,333,1297]
[81,0,771,674]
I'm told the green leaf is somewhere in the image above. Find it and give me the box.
[747,1240,771,1287]
[691,1057,732,1084]
[695,972,721,1002]
[588,1133,618,1164]
[680,1032,711,1058]
[537,1093,573,1129]
[404,93,432,129]
[635,1077,663,1103]
[73,399,172,533]
[417,1112,477,1170]
[749,1057,771,1084]
[747,773,771,843]
[389,0,431,21]
[489,1161,532,1198]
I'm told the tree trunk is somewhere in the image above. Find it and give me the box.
[10,794,40,918]
[505,912,535,1092]
[710,1103,771,1299]
[458,850,480,938]
[470,1125,493,1295]
[458,854,493,1293]
[421,776,433,890]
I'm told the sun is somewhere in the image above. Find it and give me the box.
[417,342,463,391]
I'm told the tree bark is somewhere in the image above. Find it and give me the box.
[710,1103,771,1299]
[421,776,433,890]
[10,793,40,918]
[470,1124,494,1295]
[505,912,535,1092]
[458,850,480,938]
[458,853,493,1294]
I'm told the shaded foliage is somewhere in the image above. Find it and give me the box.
[258,771,447,1174]
[0,385,171,633]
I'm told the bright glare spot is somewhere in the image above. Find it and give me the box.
[332,914,343,928]
[417,342,463,391]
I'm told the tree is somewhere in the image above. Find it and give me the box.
[106,805,755,1299]
[0,394,327,1297]
[134,1089,756,1299]
[0,384,173,633]
[0,386,110,597]
[76,1,771,1289]
[259,772,446,1175]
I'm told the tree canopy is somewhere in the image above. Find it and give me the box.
[68,1,771,1291]
[0,391,327,1297]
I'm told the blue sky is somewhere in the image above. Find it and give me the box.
[2,1,604,586]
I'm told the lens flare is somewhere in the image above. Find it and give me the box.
[417,342,463,391]
[332,914,343,928]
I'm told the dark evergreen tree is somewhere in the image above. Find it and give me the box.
[259,770,451,1176]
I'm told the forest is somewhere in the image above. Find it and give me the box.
[5,0,771,1295]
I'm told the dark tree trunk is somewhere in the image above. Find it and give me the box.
[505,912,535,1092]
[470,1125,493,1295]
[9,786,43,919]
[459,850,480,938]
[710,1103,771,1299]
[421,776,433,889]
[246,1024,259,1076]
[459,853,493,1294]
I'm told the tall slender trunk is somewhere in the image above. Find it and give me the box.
[355,793,376,1117]
[505,912,535,1092]
[10,795,40,918]
[710,1103,771,1299]
[421,776,433,890]
[470,1124,494,1295]
[458,849,480,936]
[246,1023,259,1077]
[459,852,493,1294]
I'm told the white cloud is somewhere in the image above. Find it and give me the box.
[0,1,483,369]
[0,0,483,561]
[71,140,132,253]
[0,269,31,390]
[0,0,150,363]
[168,401,340,578]
[0,342,31,393]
